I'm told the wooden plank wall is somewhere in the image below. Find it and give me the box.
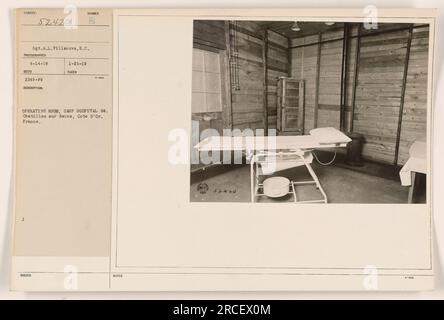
[193,21,429,166]
[230,22,265,131]
[398,26,429,164]
[228,23,290,131]
[353,29,411,163]
[192,20,228,137]
[193,20,226,50]
[317,29,343,129]
[290,24,429,165]
[344,26,359,131]
[191,21,227,171]
[291,35,319,133]
[192,21,290,134]
[266,30,290,130]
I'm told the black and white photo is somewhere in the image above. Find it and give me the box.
[190,20,429,204]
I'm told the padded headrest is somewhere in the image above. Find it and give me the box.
[309,127,352,144]
[409,140,426,159]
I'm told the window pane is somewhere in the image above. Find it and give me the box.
[204,51,220,73]
[192,49,204,71]
[206,93,222,112]
[191,92,206,113]
[192,70,204,93]
[205,72,221,93]
[191,48,222,113]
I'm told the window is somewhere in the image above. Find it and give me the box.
[192,48,222,113]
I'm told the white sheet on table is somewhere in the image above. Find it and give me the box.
[260,152,314,175]
[399,141,427,186]
[195,135,348,151]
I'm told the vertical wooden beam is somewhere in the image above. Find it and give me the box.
[394,25,414,165]
[277,78,282,132]
[350,24,362,132]
[262,28,269,133]
[298,81,305,134]
[287,36,292,77]
[282,77,287,131]
[408,172,416,203]
[339,24,350,132]
[223,21,233,129]
[313,32,322,129]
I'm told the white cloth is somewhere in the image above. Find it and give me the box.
[309,127,351,144]
[259,152,313,175]
[399,140,427,186]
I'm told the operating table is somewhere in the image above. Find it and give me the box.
[195,127,351,203]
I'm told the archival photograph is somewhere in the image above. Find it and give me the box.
[190,20,430,204]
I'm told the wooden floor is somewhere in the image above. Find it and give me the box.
[190,162,426,204]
